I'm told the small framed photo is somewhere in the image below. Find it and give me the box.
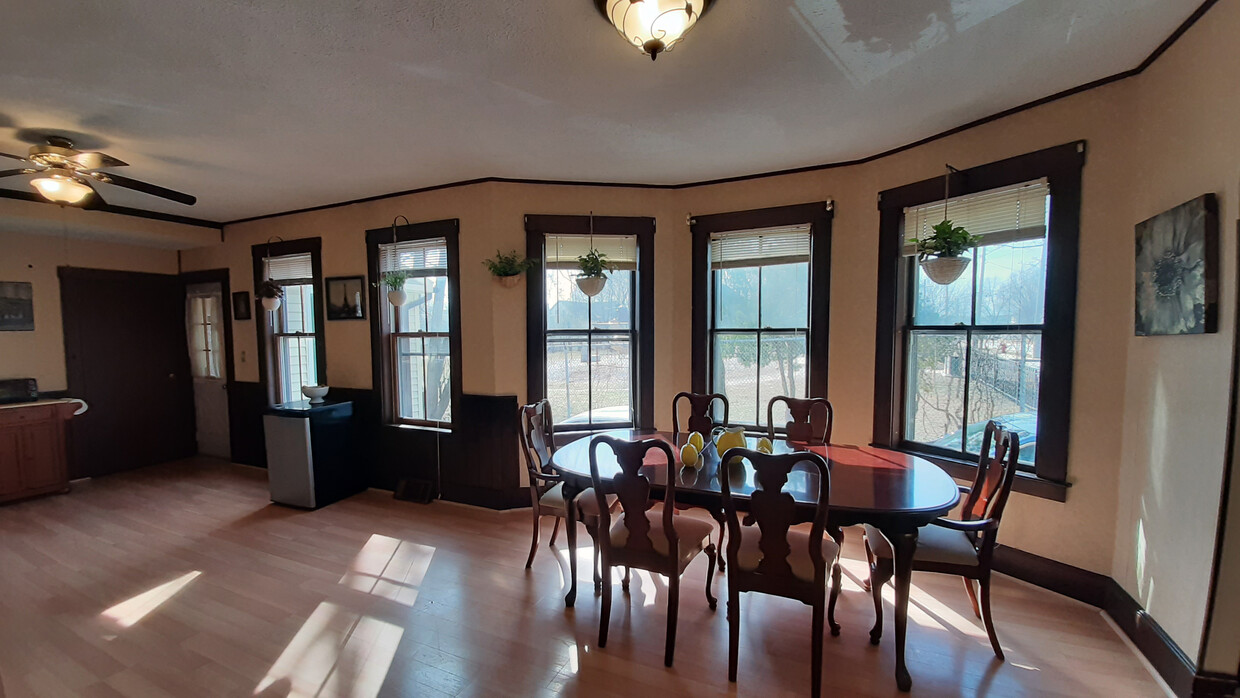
[326,276,367,320]
[232,291,252,321]
[0,281,34,331]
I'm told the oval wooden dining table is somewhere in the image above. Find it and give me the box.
[549,429,960,692]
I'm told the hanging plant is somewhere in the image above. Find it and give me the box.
[576,248,613,297]
[375,270,411,306]
[914,219,981,285]
[258,279,284,312]
[483,249,533,288]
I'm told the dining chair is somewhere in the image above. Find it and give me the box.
[672,391,730,570]
[863,421,1020,660]
[518,400,613,588]
[672,391,729,437]
[767,395,834,446]
[589,434,718,667]
[719,447,840,698]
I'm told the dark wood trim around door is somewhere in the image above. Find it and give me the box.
[250,237,326,406]
[524,214,657,430]
[689,201,833,402]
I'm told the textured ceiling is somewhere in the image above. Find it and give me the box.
[0,0,1202,222]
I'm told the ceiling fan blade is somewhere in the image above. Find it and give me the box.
[0,169,33,179]
[81,182,107,210]
[0,152,31,164]
[93,172,196,205]
[71,151,128,169]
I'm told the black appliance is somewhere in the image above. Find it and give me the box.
[0,378,39,405]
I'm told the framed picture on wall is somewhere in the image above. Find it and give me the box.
[326,275,366,320]
[1135,193,1218,336]
[0,281,34,331]
[232,291,252,321]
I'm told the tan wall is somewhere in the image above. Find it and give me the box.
[0,229,179,391]
[180,0,1239,666]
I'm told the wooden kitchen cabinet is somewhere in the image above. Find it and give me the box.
[0,401,78,504]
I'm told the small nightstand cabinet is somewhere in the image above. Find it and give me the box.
[0,402,75,504]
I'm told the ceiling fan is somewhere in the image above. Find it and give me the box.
[0,136,196,208]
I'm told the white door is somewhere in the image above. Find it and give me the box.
[186,283,231,459]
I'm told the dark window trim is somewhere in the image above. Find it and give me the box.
[689,202,833,414]
[365,219,464,430]
[873,141,1085,492]
[251,237,326,406]
[525,214,656,431]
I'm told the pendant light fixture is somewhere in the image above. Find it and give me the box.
[595,0,714,61]
[30,168,94,206]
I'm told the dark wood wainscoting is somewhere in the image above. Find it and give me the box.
[227,383,523,508]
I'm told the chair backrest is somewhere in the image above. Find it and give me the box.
[719,447,831,586]
[962,421,1020,549]
[767,396,833,445]
[672,391,728,437]
[518,400,555,483]
[589,435,676,560]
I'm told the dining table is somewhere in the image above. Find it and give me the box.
[549,428,961,692]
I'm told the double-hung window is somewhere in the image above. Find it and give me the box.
[874,142,1085,495]
[708,226,812,426]
[900,180,1049,468]
[542,234,637,429]
[265,253,319,404]
[378,238,453,426]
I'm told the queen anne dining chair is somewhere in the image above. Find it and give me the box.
[672,391,731,570]
[518,401,614,589]
[767,395,834,446]
[863,421,1020,660]
[589,435,718,667]
[719,447,840,698]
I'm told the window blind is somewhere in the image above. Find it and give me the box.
[710,225,812,269]
[379,238,448,277]
[545,234,638,271]
[903,178,1049,256]
[264,253,314,282]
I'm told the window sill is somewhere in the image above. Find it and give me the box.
[877,445,1070,502]
[386,422,453,435]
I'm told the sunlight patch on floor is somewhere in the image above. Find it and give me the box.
[339,534,435,607]
[102,570,201,628]
[254,601,404,698]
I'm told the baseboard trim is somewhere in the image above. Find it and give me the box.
[992,545,1237,697]
[439,483,527,510]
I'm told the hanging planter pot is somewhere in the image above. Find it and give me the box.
[387,289,408,307]
[920,256,971,285]
[495,274,522,289]
[261,296,282,312]
[258,279,284,313]
[483,250,533,289]
[576,275,607,297]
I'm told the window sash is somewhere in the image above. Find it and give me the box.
[389,331,452,426]
[275,335,317,404]
[709,328,808,427]
[545,329,637,431]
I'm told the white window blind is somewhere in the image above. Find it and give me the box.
[264,253,314,281]
[379,238,448,276]
[545,234,638,271]
[710,225,812,269]
[903,178,1049,256]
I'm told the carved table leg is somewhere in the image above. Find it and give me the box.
[562,479,582,608]
[886,528,918,692]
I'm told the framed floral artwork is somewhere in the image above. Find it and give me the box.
[1135,193,1218,336]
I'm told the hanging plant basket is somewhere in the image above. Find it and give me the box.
[261,296,282,312]
[576,276,607,297]
[920,256,971,285]
[387,289,408,307]
[495,274,522,289]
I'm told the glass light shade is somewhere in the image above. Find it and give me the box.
[31,169,94,205]
[604,0,705,60]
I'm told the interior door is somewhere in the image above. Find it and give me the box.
[60,267,196,478]
[186,282,231,458]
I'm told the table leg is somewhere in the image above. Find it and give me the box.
[562,479,581,608]
[888,529,917,692]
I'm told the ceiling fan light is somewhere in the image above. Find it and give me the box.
[31,168,93,205]
[602,0,708,60]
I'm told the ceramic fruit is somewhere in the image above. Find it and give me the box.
[687,431,704,451]
[757,437,774,454]
[680,442,700,468]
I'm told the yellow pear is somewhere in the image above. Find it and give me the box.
[757,437,774,454]
[680,442,700,468]
[687,431,705,452]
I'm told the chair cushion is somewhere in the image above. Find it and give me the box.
[538,483,611,518]
[864,523,979,567]
[735,525,839,582]
[609,510,714,573]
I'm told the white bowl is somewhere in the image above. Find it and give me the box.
[301,385,329,404]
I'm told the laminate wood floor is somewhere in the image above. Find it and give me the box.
[0,459,1165,697]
